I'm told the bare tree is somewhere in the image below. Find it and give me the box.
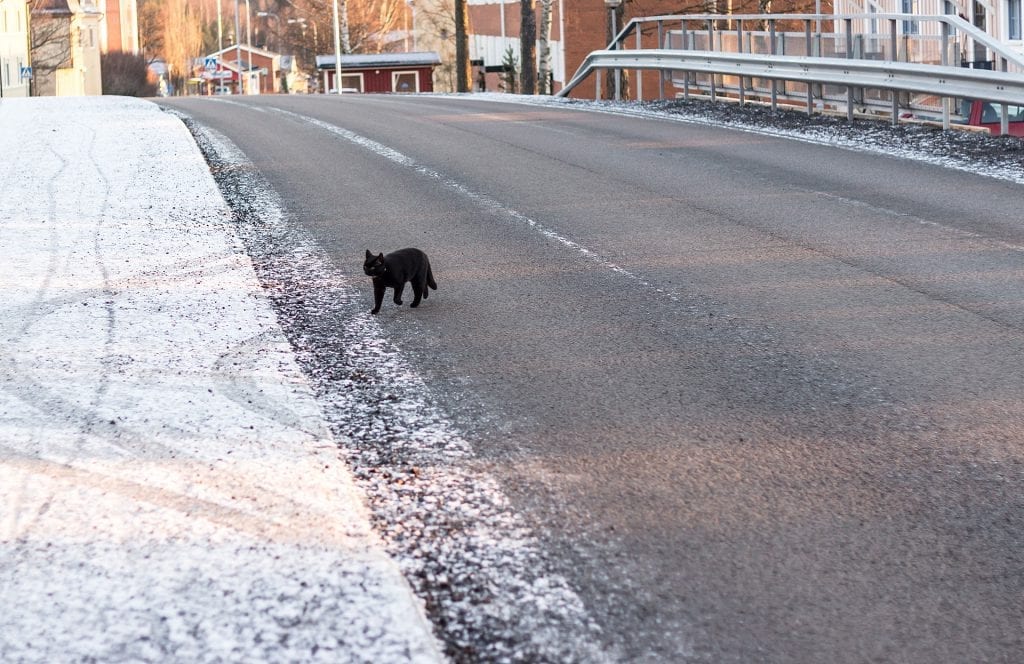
[136,0,202,93]
[101,51,159,95]
[454,0,469,91]
[138,0,164,57]
[411,0,456,90]
[537,0,552,94]
[345,0,406,52]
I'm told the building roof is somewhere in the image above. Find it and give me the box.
[315,52,442,70]
[31,0,72,15]
[210,44,280,60]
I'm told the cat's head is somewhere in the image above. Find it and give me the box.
[364,250,386,277]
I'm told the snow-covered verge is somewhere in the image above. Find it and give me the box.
[0,96,442,663]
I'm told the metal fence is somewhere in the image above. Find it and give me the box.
[557,13,1024,134]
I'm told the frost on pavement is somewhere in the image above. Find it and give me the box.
[0,97,442,663]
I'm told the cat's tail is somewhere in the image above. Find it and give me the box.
[427,264,437,290]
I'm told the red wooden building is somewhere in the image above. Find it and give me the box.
[315,52,441,94]
[197,45,283,95]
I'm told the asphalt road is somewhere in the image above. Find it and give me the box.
[163,94,1024,663]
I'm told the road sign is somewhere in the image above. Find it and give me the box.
[19,66,32,81]
[204,57,218,72]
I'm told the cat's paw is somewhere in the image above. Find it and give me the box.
[370,308,380,315]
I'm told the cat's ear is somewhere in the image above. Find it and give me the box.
[365,249,373,259]
[377,253,385,261]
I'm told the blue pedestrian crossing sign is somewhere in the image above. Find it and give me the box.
[20,66,32,80]
[204,57,218,71]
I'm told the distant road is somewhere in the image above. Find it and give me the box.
[164,94,1024,663]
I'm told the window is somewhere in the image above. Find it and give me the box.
[392,71,418,93]
[902,0,919,34]
[1010,0,1022,40]
[340,72,363,92]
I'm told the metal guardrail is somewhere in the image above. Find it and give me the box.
[557,12,1024,134]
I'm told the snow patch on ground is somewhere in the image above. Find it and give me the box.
[0,96,441,663]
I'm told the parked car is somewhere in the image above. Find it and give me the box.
[213,86,233,95]
[959,99,1024,136]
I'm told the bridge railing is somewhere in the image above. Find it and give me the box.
[556,13,1024,134]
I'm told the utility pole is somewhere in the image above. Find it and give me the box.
[520,0,536,94]
[332,0,343,91]
[235,0,243,93]
[454,0,470,92]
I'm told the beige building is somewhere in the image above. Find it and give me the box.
[0,0,31,96]
[31,0,102,95]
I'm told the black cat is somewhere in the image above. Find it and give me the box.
[363,248,438,315]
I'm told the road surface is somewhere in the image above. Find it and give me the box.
[163,94,1024,663]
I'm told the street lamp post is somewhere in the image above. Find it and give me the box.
[288,17,318,52]
[331,0,343,92]
[245,0,254,93]
[235,0,243,93]
[256,11,278,51]
[406,0,417,51]
[288,17,318,80]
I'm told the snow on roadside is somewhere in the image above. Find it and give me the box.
[0,96,442,663]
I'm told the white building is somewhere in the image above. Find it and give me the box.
[834,0,1023,62]
[0,0,31,97]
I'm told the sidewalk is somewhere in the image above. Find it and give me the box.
[0,96,443,662]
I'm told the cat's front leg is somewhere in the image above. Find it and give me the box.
[371,281,386,314]
[393,282,404,306]
[410,282,423,308]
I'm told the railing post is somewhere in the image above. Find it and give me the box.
[805,19,814,116]
[683,20,691,101]
[708,19,717,103]
[890,19,899,125]
[614,30,622,101]
[738,19,745,106]
[769,18,778,111]
[846,18,855,123]
[941,18,951,130]
[657,20,665,100]
[636,22,643,101]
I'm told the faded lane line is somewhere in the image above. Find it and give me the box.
[814,189,1024,255]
